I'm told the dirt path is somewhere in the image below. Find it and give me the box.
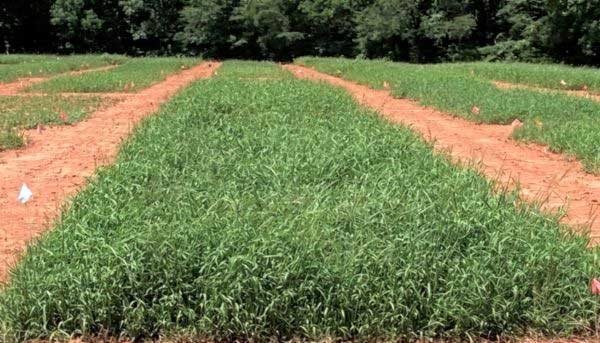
[0,65,118,95]
[285,64,600,242]
[0,61,221,282]
[494,80,600,102]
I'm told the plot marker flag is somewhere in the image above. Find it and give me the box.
[17,183,33,204]
[590,278,600,295]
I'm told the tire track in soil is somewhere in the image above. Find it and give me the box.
[284,64,600,243]
[0,61,221,282]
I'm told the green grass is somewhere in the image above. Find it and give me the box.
[0,55,52,65]
[447,62,600,92]
[296,57,600,173]
[0,55,126,83]
[1,61,599,342]
[28,57,202,93]
[0,95,110,150]
[217,60,292,80]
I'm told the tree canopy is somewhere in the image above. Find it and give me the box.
[1,0,600,65]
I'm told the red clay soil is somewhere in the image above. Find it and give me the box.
[494,80,600,102]
[0,65,118,96]
[285,64,600,242]
[0,77,48,95]
[0,61,221,282]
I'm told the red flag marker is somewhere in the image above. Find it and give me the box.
[590,278,600,295]
[59,112,69,123]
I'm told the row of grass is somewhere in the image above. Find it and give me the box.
[1,61,599,342]
[296,57,600,173]
[0,55,53,65]
[0,55,125,83]
[0,57,201,151]
[28,57,202,93]
[0,95,111,150]
[448,62,600,92]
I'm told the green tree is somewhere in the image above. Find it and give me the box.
[231,0,305,59]
[119,0,185,54]
[177,0,241,57]
[355,0,477,62]
[482,0,600,64]
[1,1,53,53]
[298,0,368,56]
[355,0,420,60]
[51,0,127,52]
[51,0,183,53]
[420,0,477,61]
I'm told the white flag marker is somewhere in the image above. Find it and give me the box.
[17,183,33,204]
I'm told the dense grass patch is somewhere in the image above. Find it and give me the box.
[1,61,599,341]
[448,62,600,92]
[0,95,110,150]
[217,60,292,80]
[0,55,50,65]
[296,57,600,173]
[0,55,125,83]
[28,57,202,93]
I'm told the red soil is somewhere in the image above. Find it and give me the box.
[285,64,600,242]
[0,61,221,282]
[0,77,47,95]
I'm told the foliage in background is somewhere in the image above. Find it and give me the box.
[0,1,53,54]
[49,0,184,54]
[27,57,201,93]
[3,0,600,63]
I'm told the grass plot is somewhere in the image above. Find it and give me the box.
[0,55,125,83]
[0,61,598,342]
[449,62,600,93]
[0,95,108,150]
[28,57,202,93]
[296,57,600,173]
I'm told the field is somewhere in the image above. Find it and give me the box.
[0,95,108,150]
[450,62,600,92]
[0,54,125,83]
[0,55,201,150]
[28,57,202,93]
[1,60,600,342]
[297,58,600,173]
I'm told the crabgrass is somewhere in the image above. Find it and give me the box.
[447,62,600,92]
[1,61,599,342]
[28,57,202,93]
[296,57,600,173]
[217,60,292,80]
[0,55,51,65]
[0,55,125,83]
[0,95,110,150]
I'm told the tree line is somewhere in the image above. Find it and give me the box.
[2,0,600,65]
